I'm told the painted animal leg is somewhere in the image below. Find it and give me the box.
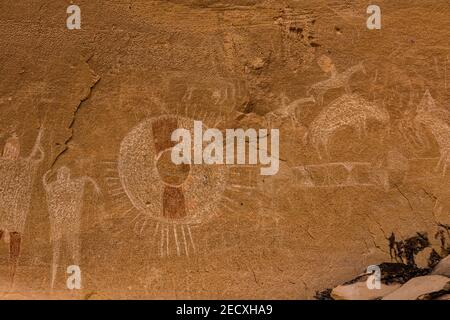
[356,124,364,139]
[344,82,351,94]
[51,240,62,290]
[433,199,443,216]
[315,143,323,160]
[9,232,21,285]
[187,226,196,254]
[362,119,368,137]
[318,93,324,106]
[435,156,443,172]
[289,115,297,127]
[435,152,446,174]
[323,137,331,159]
[0,230,3,241]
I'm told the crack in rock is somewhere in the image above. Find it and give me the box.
[51,58,101,168]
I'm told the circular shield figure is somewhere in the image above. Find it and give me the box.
[118,115,227,257]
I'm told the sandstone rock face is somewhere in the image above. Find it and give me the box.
[331,282,401,300]
[432,256,450,277]
[382,276,450,300]
[414,247,434,269]
[1,0,450,299]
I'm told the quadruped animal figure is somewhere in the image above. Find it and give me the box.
[307,55,366,105]
[266,93,316,127]
[43,166,101,289]
[308,94,390,159]
[0,129,44,285]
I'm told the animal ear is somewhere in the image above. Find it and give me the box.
[418,90,436,112]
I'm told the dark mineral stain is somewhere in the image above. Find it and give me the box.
[436,223,450,255]
[289,26,303,34]
[314,288,333,300]
[388,232,429,266]
[316,228,449,300]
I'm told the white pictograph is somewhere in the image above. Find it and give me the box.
[266,94,315,127]
[307,56,366,105]
[413,90,450,176]
[43,166,101,289]
[164,74,248,113]
[109,115,227,257]
[0,129,44,284]
[292,162,384,188]
[308,94,390,158]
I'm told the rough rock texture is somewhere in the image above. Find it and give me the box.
[331,282,401,300]
[432,255,450,277]
[382,275,450,300]
[1,0,450,299]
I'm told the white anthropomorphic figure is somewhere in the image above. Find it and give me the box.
[0,130,44,285]
[43,166,101,289]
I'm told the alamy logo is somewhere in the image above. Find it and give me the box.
[366,5,381,30]
[366,265,381,290]
[66,265,82,290]
[171,121,280,175]
[66,5,81,30]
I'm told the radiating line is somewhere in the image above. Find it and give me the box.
[111,191,126,197]
[220,203,235,212]
[229,184,255,190]
[166,226,170,256]
[173,226,180,256]
[140,219,147,235]
[222,195,236,203]
[109,187,124,194]
[106,181,121,187]
[111,199,130,208]
[187,226,196,253]
[153,223,160,239]
[160,227,164,257]
[121,207,134,218]
[130,213,141,223]
[181,225,189,257]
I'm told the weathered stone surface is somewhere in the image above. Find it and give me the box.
[415,247,434,269]
[383,275,450,300]
[1,0,450,299]
[331,282,401,300]
[432,255,450,277]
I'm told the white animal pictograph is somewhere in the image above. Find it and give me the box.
[0,129,44,285]
[308,94,390,159]
[292,162,383,188]
[43,166,101,289]
[307,55,366,105]
[266,94,315,127]
[413,90,450,176]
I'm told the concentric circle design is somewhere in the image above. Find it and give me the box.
[118,115,227,226]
